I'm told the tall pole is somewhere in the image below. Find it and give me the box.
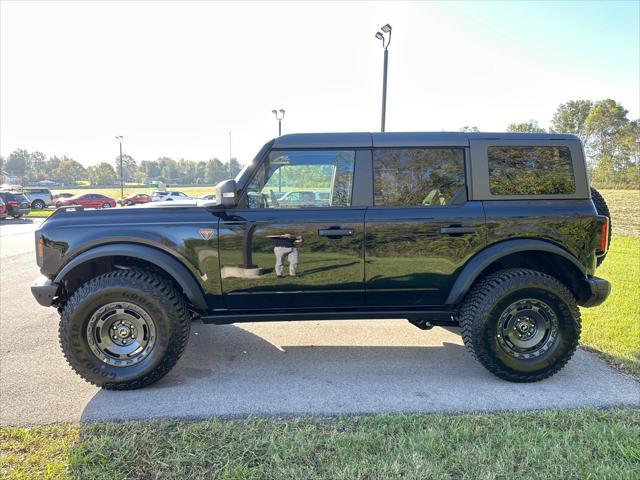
[376,24,392,132]
[116,136,124,201]
[381,47,388,132]
[272,109,285,192]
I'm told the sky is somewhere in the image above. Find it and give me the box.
[1,0,638,167]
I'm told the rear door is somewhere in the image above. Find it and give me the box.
[219,148,368,309]
[364,138,486,306]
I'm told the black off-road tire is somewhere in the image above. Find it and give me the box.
[590,187,611,267]
[59,270,190,390]
[459,268,581,382]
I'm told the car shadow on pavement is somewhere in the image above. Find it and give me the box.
[79,322,485,423]
[0,218,34,224]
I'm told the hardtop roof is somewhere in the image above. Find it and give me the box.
[272,131,580,149]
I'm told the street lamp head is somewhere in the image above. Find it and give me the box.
[375,32,384,41]
[279,109,285,115]
[115,135,123,142]
[381,24,392,33]
[272,110,277,114]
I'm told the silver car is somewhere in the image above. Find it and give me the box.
[23,188,54,209]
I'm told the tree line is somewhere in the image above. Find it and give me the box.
[2,98,638,188]
[0,151,243,186]
[462,98,639,188]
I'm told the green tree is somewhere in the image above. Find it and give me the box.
[53,158,87,185]
[139,160,161,179]
[28,151,47,181]
[205,158,227,184]
[157,157,178,181]
[228,158,242,178]
[6,149,29,176]
[115,154,137,183]
[87,162,117,185]
[551,100,593,143]
[507,120,546,133]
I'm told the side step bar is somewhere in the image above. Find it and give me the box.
[200,309,457,326]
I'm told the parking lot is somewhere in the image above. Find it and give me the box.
[0,218,638,426]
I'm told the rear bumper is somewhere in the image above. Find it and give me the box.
[31,276,59,307]
[579,276,611,308]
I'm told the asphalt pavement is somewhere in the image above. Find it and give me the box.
[1,218,638,426]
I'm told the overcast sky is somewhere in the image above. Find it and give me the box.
[1,1,638,166]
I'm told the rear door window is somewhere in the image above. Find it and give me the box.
[373,148,465,206]
[488,146,575,195]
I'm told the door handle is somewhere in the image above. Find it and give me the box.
[440,226,476,235]
[319,228,354,237]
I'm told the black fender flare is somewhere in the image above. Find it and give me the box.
[54,243,208,311]
[445,239,587,305]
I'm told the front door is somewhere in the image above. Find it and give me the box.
[219,149,365,310]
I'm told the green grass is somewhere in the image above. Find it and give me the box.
[1,408,638,480]
[26,209,55,218]
[581,236,640,376]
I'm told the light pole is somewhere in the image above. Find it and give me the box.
[272,109,285,136]
[115,135,124,201]
[272,109,285,192]
[375,24,392,132]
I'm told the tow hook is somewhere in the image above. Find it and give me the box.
[409,319,434,330]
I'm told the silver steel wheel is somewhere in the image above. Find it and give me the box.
[496,298,559,360]
[86,302,157,367]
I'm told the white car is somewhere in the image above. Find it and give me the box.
[151,191,191,202]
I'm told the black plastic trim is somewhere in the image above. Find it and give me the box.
[53,243,208,311]
[31,275,59,307]
[445,239,587,305]
[579,276,611,307]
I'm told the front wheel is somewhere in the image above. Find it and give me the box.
[59,270,191,389]
[459,268,580,382]
[32,200,45,210]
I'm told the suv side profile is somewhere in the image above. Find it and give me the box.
[31,132,611,389]
[23,188,54,209]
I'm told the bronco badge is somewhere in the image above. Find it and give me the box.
[199,228,214,240]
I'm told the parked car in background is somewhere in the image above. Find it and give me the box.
[0,197,7,220]
[151,191,191,202]
[55,193,116,209]
[199,194,216,201]
[275,190,323,208]
[120,193,151,206]
[53,193,74,200]
[23,188,54,209]
[0,192,31,218]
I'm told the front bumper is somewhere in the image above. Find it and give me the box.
[31,276,59,307]
[579,276,611,308]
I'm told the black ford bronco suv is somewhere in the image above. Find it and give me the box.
[31,132,612,389]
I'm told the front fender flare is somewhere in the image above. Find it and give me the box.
[445,239,586,305]
[54,243,208,312]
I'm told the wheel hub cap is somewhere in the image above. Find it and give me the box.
[86,302,156,367]
[497,298,559,360]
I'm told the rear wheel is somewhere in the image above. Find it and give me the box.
[32,200,45,210]
[459,268,580,382]
[590,187,611,267]
[102,202,111,208]
[59,270,191,390]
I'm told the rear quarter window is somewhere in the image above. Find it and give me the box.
[488,146,575,195]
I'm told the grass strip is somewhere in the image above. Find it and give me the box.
[2,408,639,479]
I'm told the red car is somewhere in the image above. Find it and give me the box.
[0,197,7,220]
[55,193,116,209]
[120,193,151,206]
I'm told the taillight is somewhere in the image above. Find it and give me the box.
[8,201,17,206]
[600,222,607,251]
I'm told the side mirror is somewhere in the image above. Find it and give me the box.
[215,179,237,208]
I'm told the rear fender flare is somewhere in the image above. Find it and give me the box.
[54,243,208,311]
[446,239,586,305]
